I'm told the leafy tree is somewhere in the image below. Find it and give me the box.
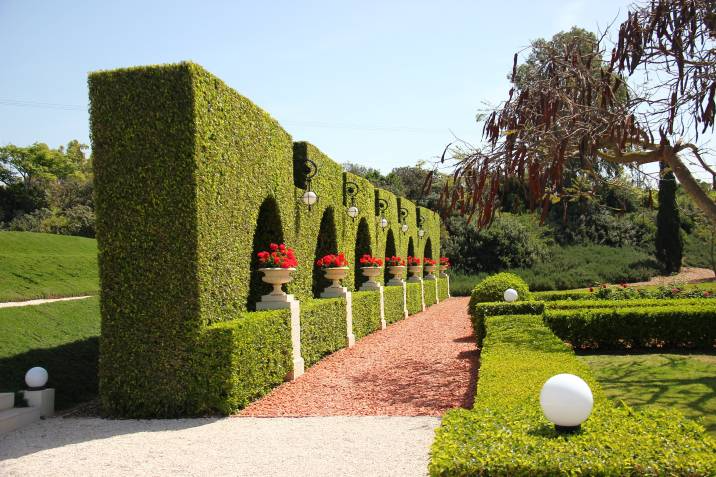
[432,1,716,227]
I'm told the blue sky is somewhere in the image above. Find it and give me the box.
[0,0,635,173]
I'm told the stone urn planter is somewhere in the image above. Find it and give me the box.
[321,266,350,297]
[439,264,449,277]
[407,265,423,283]
[387,265,406,286]
[258,267,296,308]
[360,266,383,291]
[424,264,437,280]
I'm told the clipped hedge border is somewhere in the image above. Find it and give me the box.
[352,291,382,339]
[545,305,716,349]
[437,277,449,301]
[406,283,422,315]
[194,309,292,416]
[424,280,437,306]
[430,313,716,476]
[384,286,405,324]
[300,298,347,368]
[545,297,715,310]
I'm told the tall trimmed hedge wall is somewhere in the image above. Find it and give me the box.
[90,62,443,417]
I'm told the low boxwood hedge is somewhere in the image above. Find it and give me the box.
[424,280,437,306]
[545,297,715,310]
[352,291,382,339]
[437,277,449,301]
[194,309,292,415]
[406,283,422,315]
[429,313,716,476]
[384,286,405,324]
[300,298,348,367]
[544,305,716,349]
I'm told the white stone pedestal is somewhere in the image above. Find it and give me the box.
[387,277,404,286]
[257,297,304,380]
[359,282,387,329]
[22,388,54,417]
[321,286,348,299]
[402,282,409,318]
[320,287,356,348]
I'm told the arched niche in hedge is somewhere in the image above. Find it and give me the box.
[354,217,372,290]
[407,236,415,258]
[383,229,397,284]
[247,197,285,310]
[312,207,338,297]
[424,237,433,259]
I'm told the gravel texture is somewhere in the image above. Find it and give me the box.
[0,416,439,477]
[241,297,477,416]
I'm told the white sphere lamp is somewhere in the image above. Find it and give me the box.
[540,373,593,432]
[418,229,425,238]
[301,190,318,207]
[25,367,49,389]
[401,223,409,233]
[347,205,359,219]
[380,218,389,229]
[503,288,519,302]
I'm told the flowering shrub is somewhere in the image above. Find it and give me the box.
[385,255,406,267]
[424,258,437,266]
[440,257,450,267]
[407,256,421,266]
[257,243,297,269]
[359,254,383,267]
[315,252,348,269]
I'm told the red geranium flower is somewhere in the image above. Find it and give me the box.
[258,243,297,268]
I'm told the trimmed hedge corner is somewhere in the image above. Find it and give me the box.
[424,280,437,306]
[429,313,716,476]
[406,283,422,315]
[194,309,292,416]
[352,291,382,339]
[300,298,347,368]
[384,286,405,324]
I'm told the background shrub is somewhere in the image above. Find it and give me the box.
[469,272,531,307]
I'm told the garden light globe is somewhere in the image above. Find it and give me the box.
[25,367,48,389]
[401,223,408,233]
[347,206,359,219]
[503,288,518,302]
[301,190,317,206]
[380,218,389,229]
[540,373,593,431]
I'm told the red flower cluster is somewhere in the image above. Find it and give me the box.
[424,258,437,266]
[316,252,348,269]
[407,256,421,266]
[385,255,405,267]
[359,254,383,267]
[257,243,297,269]
[440,257,450,267]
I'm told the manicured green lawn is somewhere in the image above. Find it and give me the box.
[0,297,100,409]
[0,231,98,301]
[580,353,716,437]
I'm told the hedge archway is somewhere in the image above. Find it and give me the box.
[424,237,433,259]
[247,197,285,310]
[407,236,415,258]
[354,218,372,290]
[383,229,397,284]
[312,207,338,297]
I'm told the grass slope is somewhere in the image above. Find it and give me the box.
[580,353,716,437]
[0,297,100,409]
[0,231,98,301]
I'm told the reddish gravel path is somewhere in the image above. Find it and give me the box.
[239,297,477,417]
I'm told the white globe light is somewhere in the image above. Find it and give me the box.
[401,223,409,233]
[540,374,593,429]
[347,206,359,218]
[380,218,389,229]
[302,190,318,206]
[503,288,519,302]
[418,229,425,237]
[25,367,48,389]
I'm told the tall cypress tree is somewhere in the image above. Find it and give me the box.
[655,162,683,274]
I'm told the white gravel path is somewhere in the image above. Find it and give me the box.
[0,416,439,476]
[0,295,92,309]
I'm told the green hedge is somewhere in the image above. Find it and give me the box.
[196,309,292,415]
[90,62,443,416]
[437,277,449,300]
[533,289,592,301]
[352,291,382,339]
[300,298,347,368]
[430,313,716,476]
[0,297,100,410]
[406,283,422,315]
[424,279,437,306]
[384,286,405,324]
[471,301,545,346]
[544,305,716,349]
[545,297,714,310]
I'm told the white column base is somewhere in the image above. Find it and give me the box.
[402,282,408,318]
[258,297,304,380]
[387,278,404,286]
[22,388,54,417]
[419,278,426,311]
[345,291,356,347]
